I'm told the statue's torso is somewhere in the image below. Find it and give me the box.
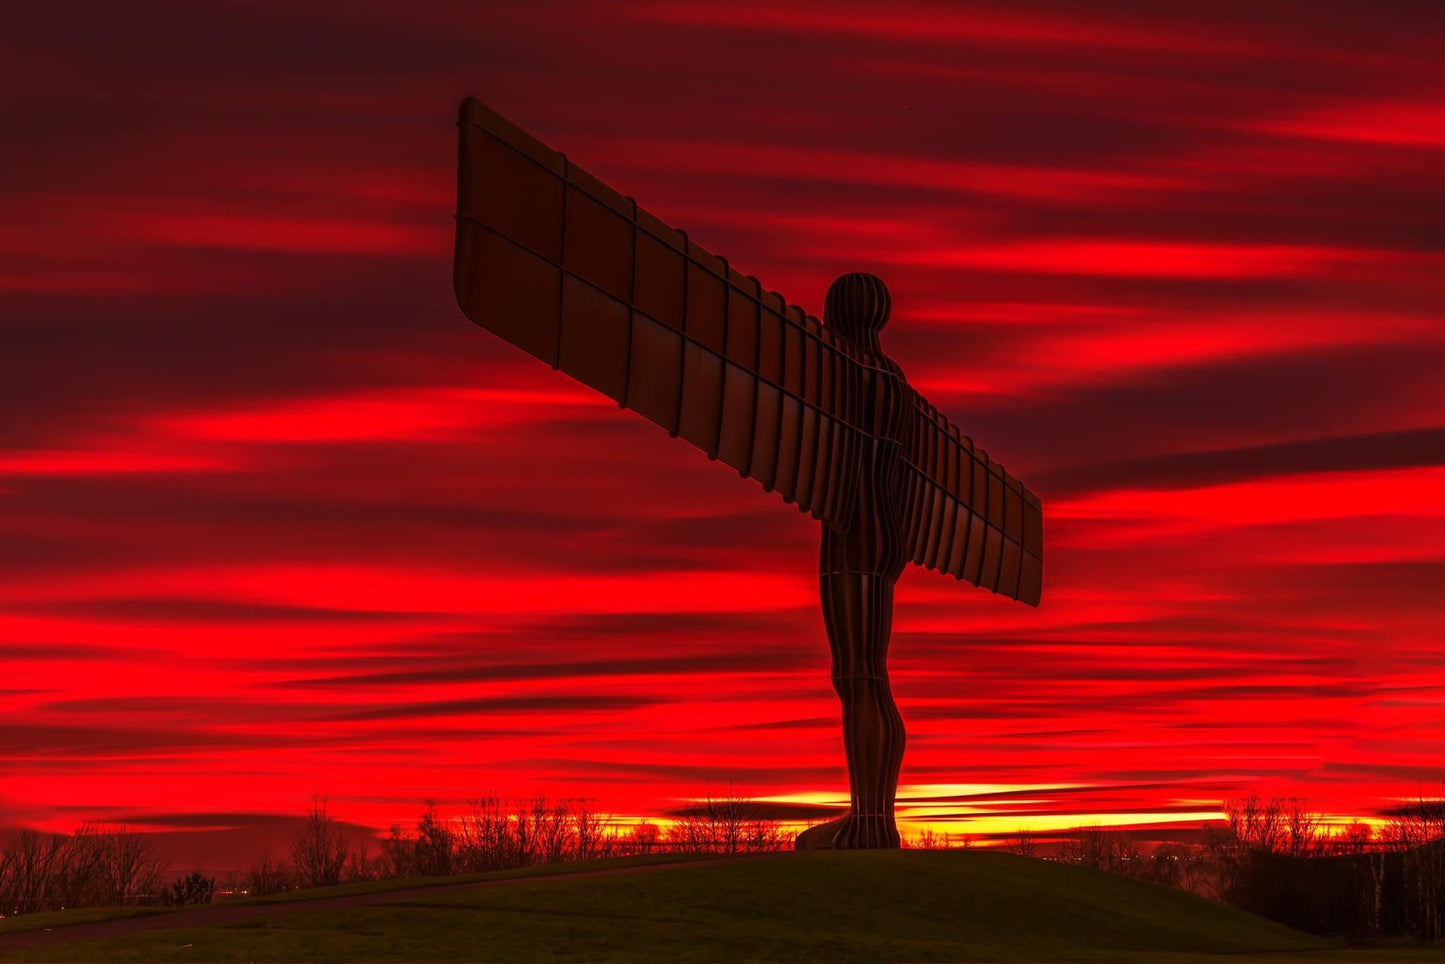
[822,352,908,580]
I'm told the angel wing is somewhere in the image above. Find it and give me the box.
[454,96,867,530]
[454,96,1043,606]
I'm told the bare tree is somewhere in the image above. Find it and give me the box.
[1226,791,1287,854]
[530,797,570,865]
[380,823,413,878]
[0,839,14,913]
[1390,787,1445,940]
[1334,819,1373,855]
[344,838,379,883]
[1209,792,1299,904]
[244,852,292,896]
[97,826,167,905]
[910,829,944,849]
[714,787,750,854]
[290,797,348,888]
[413,803,455,877]
[456,796,524,871]
[665,786,785,854]
[627,820,659,855]
[1,825,164,913]
[1284,798,1322,857]
[2,830,65,914]
[1061,825,1141,875]
[52,823,107,909]
[743,816,787,852]
[569,799,608,861]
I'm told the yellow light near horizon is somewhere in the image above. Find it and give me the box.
[513,807,1398,846]
[898,810,1227,841]
[1314,814,1393,832]
[752,782,1086,809]
[899,782,1094,798]
[419,792,1406,849]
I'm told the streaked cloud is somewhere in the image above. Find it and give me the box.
[3,0,1443,851]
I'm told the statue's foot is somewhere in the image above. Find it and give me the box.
[832,813,901,850]
[794,816,847,851]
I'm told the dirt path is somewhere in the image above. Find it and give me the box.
[0,855,777,954]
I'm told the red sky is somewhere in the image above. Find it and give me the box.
[4,1,1444,854]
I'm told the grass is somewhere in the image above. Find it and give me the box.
[0,906,170,936]
[0,852,718,935]
[230,851,725,905]
[3,850,1441,962]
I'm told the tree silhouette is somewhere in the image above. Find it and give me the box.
[290,797,348,888]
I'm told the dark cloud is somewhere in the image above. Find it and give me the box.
[0,644,130,660]
[662,799,842,821]
[104,810,314,829]
[1242,560,1445,606]
[964,340,1445,476]
[325,694,662,722]
[1039,425,1445,494]
[40,695,269,715]
[519,758,844,785]
[21,597,425,624]
[1378,800,1445,820]
[0,723,284,758]
[729,717,833,731]
[274,650,812,690]
[519,611,803,637]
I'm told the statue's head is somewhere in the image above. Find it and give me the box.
[825,272,891,346]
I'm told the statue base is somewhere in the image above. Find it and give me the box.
[794,813,901,850]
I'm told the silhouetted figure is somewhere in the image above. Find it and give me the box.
[794,274,909,849]
[453,97,1044,852]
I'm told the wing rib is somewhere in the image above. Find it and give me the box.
[900,390,1043,606]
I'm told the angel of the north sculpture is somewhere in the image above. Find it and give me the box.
[453,96,1043,850]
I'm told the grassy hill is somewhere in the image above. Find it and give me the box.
[3,849,1432,962]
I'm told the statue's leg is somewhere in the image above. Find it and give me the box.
[812,531,906,850]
